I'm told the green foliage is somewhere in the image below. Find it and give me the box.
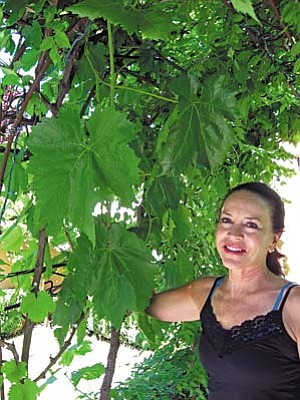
[59,341,93,367]
[158,75,238,171]
[20,291,56,323]
[231,0,260,24]
[114,345,208,400]
[71,362,105,387]
[67,0,175,39]
[8,379,39,400]
[54,220,156,334]
[28,106,140,242]
[1,361,39,400]
[2,361,27,382]
[0,0,299,398]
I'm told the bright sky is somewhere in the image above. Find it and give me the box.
[274,144,300,283]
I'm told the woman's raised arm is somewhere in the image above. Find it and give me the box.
[147,276,215,322]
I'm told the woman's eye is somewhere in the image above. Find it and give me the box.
[220,217,231,224]
[246,222,258,229]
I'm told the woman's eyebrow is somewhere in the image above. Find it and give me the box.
[221,210,262,222]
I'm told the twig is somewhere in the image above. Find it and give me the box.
[266,0,294,44]
[64,228,75,252]
[36,90,58,116]
[21,229,47,365]
[0,347,5,400]
[65,374,95,400]
[0,57,51,197]
[0,340,19,363]
[33,312,86,382]
[80,85,95,117]
[107,21,115,108]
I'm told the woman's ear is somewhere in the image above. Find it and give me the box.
[269,231,283,252]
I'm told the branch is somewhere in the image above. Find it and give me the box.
[80,85,95,118]
[0,340,19,363]
[37,90,58,116]
[0,57,52,197]
[33,311,86,382]
[10,41,26,68]
[99,326,121,400]
[266,0,294,44]
[55,19,90,110]
[21,229,47,365]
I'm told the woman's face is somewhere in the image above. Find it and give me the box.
[215,190,279,272]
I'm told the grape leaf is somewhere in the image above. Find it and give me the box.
[92,221,156,328]
[71,363,105,387]
[20,291,56,323]
[2,361,27,383]
[147,176,182,219]
[67,0,174,40]
[8,379,39,400]
[54,219,156,331]
[60,341,92,367]
[231,0,260,24]
[158,75,238,172]
[28,106,140,243]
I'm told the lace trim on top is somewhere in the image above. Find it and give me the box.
[202,300,286,353]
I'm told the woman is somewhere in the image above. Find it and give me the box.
[147,182,300,399]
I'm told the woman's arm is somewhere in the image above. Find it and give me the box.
[284,286,300,358]
[147,276,215,322]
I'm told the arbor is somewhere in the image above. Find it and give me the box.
[0,0,299,398]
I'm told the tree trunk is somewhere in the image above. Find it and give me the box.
[99,326,120,400]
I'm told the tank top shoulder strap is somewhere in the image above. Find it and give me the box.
[200,276,225,320]
[272,282,298,311]
[208,276,225,300]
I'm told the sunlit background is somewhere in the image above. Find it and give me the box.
[275,143,300,283]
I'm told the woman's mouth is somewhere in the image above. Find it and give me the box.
[224,245,246,254]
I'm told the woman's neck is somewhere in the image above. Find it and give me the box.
[225,267,279,297]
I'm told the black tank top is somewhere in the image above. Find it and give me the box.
[199,277,300,400]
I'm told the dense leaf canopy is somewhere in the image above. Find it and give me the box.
[0,0,299,398]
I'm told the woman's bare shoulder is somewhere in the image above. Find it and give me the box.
[283,284,300,346]
[286,284,300,310]
[189,275,219,308]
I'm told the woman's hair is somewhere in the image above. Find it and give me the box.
[223,182,285,277]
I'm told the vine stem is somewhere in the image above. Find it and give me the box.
[107,21,115,108]
[33,311,86,382]
[100,79,178,104]
[0,56,51,198]
[21,229,47,366]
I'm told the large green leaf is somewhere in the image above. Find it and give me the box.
[54,220,156,331]
[158,75,238,172]
[92,222,156,327]
[28,106,140,242]
[67,0,174,40]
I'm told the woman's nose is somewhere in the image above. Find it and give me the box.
[228,224,243,237]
